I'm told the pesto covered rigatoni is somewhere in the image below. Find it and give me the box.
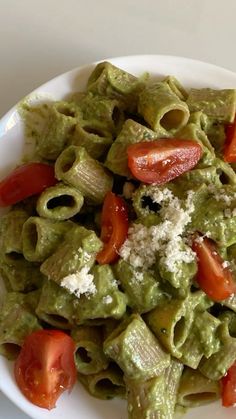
[36,182,84,221]
[55,145,113,204]
[0,61,236,415]
[103,314,170,380]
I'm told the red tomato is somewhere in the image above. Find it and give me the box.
[96,191,129,264]
[192,236,236,302]
[224,116,236,163]
[14,330,77,410]
[221,361,236,407]
[127,139,202,184]
[0,162,57,207]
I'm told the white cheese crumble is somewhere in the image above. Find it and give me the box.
[207,185,236,219]
[102,295,113,304]
[222,260,230,269]
[61,266,96,298]
[133,271,144,282]
[208,185,236,206]
[120,188,195,273]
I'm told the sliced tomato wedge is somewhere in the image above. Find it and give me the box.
[221,361,236,407]
[14,330,76,410]
[224,116,236,163]
[0,162,57,207]
[96,191,129,264]
[127,139,202,184]
[192,236,236,302]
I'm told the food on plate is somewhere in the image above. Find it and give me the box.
[1,61,236,417]
[14,329,77,409]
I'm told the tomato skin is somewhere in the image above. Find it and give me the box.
[14,330,76,410]
[96,191,129,264]
[0,163,57,207]
[127,139,202,184]
[224,117,236,163]
[221,361,236,407]
[192,236,236,302]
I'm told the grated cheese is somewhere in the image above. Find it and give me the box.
[102,295,113,304]
[120,188,196,273]
[207,185,236,219]
[208,185,236,206]
[61,266,96,298]
[222,260,230,269]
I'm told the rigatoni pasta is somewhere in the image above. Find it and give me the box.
[55,145,113,204]
[1,61,236,417]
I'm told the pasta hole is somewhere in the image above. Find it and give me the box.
[173,317,187,347]
[5,252,24,261]
[160,109,185,131]
[2,343,21,359]
[184,392,216,402]
[56,105,75,117]
[62,163,73,172]
[76,347,92,364]
[217,169,230,185]
[61,150,76,173]
[95,378,118,393]
[26,223,38,250]
[141,196,161,212]
[89,64,105,85]
[112,106,121,126]
[44,314,70,328]
[47,195,75,210]
[83,125,105,137]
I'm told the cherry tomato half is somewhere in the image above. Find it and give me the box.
[127,139,202,184]
[192,236,236,302]
[0,162,57,207]
[221,361,236,407]
[224,116,236,163]
[14,329,77,410]
[96,191,129,264]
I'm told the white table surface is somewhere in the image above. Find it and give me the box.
[0,0,236,417]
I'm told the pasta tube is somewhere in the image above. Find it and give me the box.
[199,322,236,380]
[36,183,84,221]
[78,364,125,399]
[70,92,124,134]
[114,259,164,313]
[73,265,127,322]
[36,279,76,329]
[36,101,78,160]
[0,253,44,292]
[146,297,194,358]
[138,82,190,134]
[70,121,113,159]
[187,88,236,123]
[125,359,183,419]
[104,314,170,380]
[40,225,102,284]
[55,145,113,204]
[87,61,144,112]
[22,216,73,261]
[178,368,220,407]
[0,209,28,255]
[125,374,165,419]
[71,326,109,375]
[0,292,41,360]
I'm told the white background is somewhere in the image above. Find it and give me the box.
[0,0,236,417]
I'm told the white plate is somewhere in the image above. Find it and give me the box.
[0,55,236,419]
